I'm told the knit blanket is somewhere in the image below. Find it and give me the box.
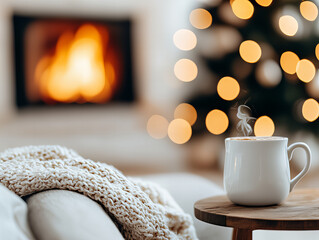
[0,145,197,240]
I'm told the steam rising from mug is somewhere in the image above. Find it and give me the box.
[237,105,255,136]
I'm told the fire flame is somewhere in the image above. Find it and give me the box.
[35,24,117,103]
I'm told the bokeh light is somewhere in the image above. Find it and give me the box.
[256,60,282,87]
[217,76,240,100]
[168,119,192,144]
[239,40,262,63]
[174,103,197,126]
[174,59,198,82]
[280,51,299,74]
[302,98,319,122]
[300,1,318,21]
[173,29,197,51]
[279,15,298,36]
[219,1,247,27]
[147,115,169,139]
[254,116,275,136]
[189,8,213,29]
[316,43,319,61]
[206,109,229,135]
[256,0,272,7]
[296,59,316,83]
[231,0,254,20]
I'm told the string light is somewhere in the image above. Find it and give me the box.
[217,76,240,100]
[239,40,262,63]
[174,103,197,126]
[300,1,318,21]
[302,98,319,122]
[296,59,316,83]
[280,51,299,74]
[173,29,197,51]
[168,119,192,144]
[206,109,229,135]
[279,15,298,36]
[254,116,275,136]
[147,115,169,139]
[174,59,198,82]
[315,43,319,61]
[189,8,213,29]
[255,0,273,7]
[231,0,254,20]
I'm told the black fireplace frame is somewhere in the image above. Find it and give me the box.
[13,14,135,108]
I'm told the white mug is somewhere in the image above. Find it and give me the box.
[224,136,311,206]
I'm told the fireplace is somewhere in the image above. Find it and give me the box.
[13,14,134,108]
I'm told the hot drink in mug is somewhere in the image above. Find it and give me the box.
[224,136,311,206]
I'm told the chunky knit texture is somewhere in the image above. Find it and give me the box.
[0,145,197,240]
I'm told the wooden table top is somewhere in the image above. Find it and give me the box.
[194,189,319,230]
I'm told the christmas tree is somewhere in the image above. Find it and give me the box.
[188,0,319,138]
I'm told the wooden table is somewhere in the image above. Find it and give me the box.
[194,189,319,240]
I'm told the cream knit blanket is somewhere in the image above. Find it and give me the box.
[0,145,197,240]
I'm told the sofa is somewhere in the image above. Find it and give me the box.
[0,173,318,240]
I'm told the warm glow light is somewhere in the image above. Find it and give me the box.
[239,40,262,63]
[296,59,316,83]
[35,24,116,103]
[254,116,275,137]
[174,103,197,126]
[147,115,169,139]
[174,59,198,82]
[300,1,318,21]
[168,119,192,144]
[173,29,197,51]
[256,0,272,7]
[302,98,319,122]
[206,109,229,135]
[280,51,299,74]
[231,0,254,20]
[217,76,240,100]
[316,44,319,61]
[189,8,213,29]
[279,15,298,36]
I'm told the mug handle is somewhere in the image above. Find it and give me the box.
[288,142,311,192]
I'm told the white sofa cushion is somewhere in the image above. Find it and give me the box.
[25,173,232,240]
[26,190,124,240]
[0,184,35,240]
[140,173,233,240]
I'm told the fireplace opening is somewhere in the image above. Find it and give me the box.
[13,15,134,108]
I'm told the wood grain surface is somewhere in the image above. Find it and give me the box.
[232,229,252,240]
[194,188,319,230]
